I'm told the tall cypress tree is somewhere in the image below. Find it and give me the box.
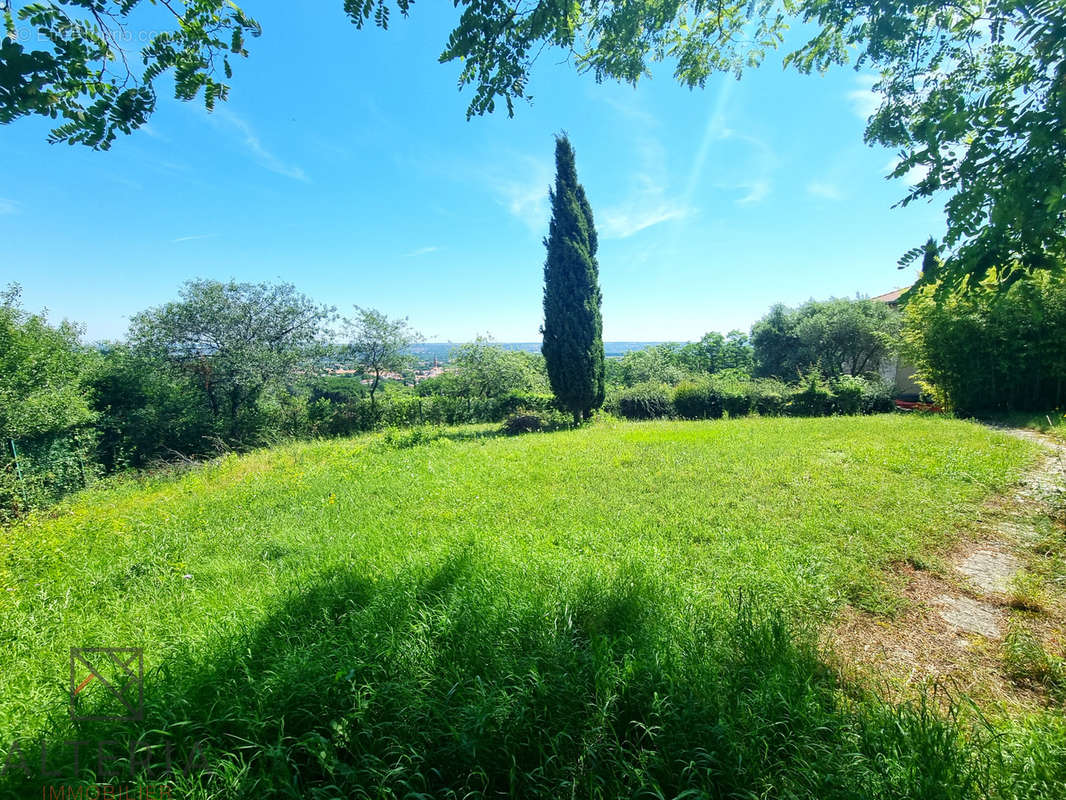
[541,135,605,424]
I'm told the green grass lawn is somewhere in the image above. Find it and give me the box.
[2,416,1063,798]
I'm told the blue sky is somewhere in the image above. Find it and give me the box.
[1,4,943,343]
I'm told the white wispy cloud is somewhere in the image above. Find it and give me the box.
[158,160,191,173]
[847,74,882,120]
[736,179,771,206]
[680,78,778,209]
[210,108,309,182]
[600,203,689,239]
[405,245,440,257]
[600,165,691,239]
[710,129,777,207]
[597,91,659,128]
[483,98,691,239]
[598,103,690,239]
[806,180,842,200]
[140,124,170,143]
[171,233,217,243]
[683,77,736,209]
[0,198,18,215]
[485,155,553,234]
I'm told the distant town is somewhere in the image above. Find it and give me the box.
[412,341,665,361]
[325,342,665,385]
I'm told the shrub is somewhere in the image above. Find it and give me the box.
[860,377,895,414]
[380,395,423,428]
[788,370,834,416]
[420,395,468,426]
[498,392,557,417]
[831,375,866,415]
[1,431,96,519]
[317,399,378,436]
[672,381,723,419]
[305,397,336,436]
[751,379,789,416]
[615,383,673,420]
[501,413,543,434]
[500,408,572,435]
[708,370,755,418]
[829,375,895,415]
[716,385,754,417]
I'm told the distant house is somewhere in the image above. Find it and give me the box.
[870,288,907,305]
[871,288,922,400]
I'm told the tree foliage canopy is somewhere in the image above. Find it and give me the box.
[613,345,692,387]
[129,279,331,430]
[793,0,1066,287]
[0,283,93,441]
[605,334,756,387]
[688,331,755,375]
[449,336,548,398]
[1,0,259,148]
[0,285,97,518]
[342,306,421,406]
[751,297,900,380]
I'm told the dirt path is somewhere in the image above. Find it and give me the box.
[829,426,1066,707]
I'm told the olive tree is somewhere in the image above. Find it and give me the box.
[129,279,332,439]
[342,307,421,410]
[751,298,900,380]
[450,336,548,398]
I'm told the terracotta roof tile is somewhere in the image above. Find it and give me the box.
[871,287,907,304]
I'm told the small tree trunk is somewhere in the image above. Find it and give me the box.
[369,373,380,412]
[205,388,219,418]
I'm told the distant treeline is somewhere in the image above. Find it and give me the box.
[5,267,1065,519]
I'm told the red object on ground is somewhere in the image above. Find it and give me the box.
[894,400,943,413]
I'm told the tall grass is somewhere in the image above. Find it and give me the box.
[1,416,1060,797]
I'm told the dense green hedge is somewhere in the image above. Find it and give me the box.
[613,382,673,420]
[901,270,1066,413]
[607,375,893,421]
[304,375,894,433]
[672,381,723,419]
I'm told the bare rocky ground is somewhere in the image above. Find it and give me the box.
[829,426,1066,708]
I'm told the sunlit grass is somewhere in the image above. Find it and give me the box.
[2,415,1062,798]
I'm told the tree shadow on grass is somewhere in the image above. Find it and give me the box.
[0,548,1018,799]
